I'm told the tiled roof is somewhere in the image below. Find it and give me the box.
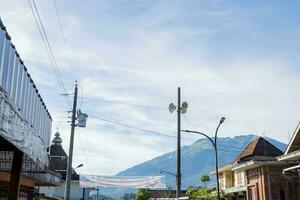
[234,137,283,163]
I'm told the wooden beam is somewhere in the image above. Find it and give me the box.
[8,148,23,200]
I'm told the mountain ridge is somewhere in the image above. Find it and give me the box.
[99,134,286,197]
[117,134,286,188]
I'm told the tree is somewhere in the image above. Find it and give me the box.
[200,175,210,188]
[187,188,225,200]
[135,188,150,200]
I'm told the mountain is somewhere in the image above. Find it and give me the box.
[116,134,286,188]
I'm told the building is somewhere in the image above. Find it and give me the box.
[0,18,60,199]
[39,132,92,200]
[277,122,300,194]
[216,137,298,200]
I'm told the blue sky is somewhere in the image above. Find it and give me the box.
[1,0,300,175]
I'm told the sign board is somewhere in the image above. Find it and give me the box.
[0,91,49,168]
[80,175,166,189]
[0,151,44,172]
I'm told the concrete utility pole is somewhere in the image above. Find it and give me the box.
[64,82,78,200]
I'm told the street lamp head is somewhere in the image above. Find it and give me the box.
[74,163,84,170]
[169,103,176,113]
[220,117,225,124]
[77,164,84,168]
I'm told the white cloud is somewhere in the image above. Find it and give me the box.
[1,0,300,175]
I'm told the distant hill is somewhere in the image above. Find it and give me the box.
[117,134,286,188]
[99,135,286,197]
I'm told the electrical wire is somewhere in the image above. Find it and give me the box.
[89,114,176,139]
[79,97,165,110]
[27,0,71,108]
[51,0,78,82]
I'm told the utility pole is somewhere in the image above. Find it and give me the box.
[176,87,181,200]
[64,82,78,200]
[169,87,188,199]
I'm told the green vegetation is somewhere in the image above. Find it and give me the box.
[187,175,224,200]
[200,175,210,188]
[135,188,150,200]
[187,187,225,200]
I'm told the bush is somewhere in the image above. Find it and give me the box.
[135,188,150,200]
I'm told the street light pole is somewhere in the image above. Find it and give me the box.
[177,87,181,200]
[182,117,225,200]
[214,117,225,200]
[96,188,99,200]
[169,87,188,199]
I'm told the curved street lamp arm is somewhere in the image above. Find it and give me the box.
[215,117,225,147]
[181,130,215,148]
[215,123,221,145]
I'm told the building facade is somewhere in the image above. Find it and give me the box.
[0,17,60,199]
[217,137,298,200]
[277,122,300,196]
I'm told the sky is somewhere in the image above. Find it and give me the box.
[1,0,300,175]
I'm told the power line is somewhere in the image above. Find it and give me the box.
[27,0,71,108]
[31,0,71,107]
[80,97,165,110]
[89,114,176,138]
[51,0,78,81]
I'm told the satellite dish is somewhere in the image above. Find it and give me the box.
[169,103,176,113]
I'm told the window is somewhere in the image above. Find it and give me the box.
[248,187,258,200]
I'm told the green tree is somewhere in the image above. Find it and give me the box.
[200,175,210,188]
[187,188,225,200]
[135,188,150,200]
